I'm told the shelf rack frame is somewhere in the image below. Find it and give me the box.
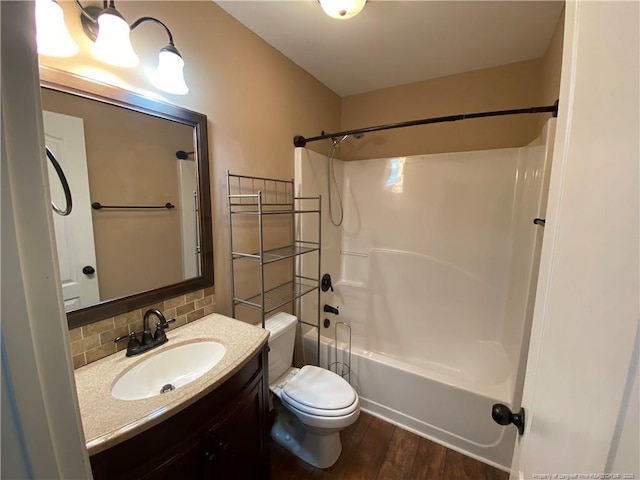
[226,170,321,366]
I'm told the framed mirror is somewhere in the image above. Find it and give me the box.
[40,67,213,330]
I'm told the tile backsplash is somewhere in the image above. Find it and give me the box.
[69,286,216,369]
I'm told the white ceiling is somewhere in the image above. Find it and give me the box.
[216,1,564,97]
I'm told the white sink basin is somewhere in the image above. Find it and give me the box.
[111,341,226,401]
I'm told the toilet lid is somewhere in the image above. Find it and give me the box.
[282,365,356,411]
[281,390,359,418]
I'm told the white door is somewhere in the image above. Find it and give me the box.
[510,1,639,477]
[178,158,200,278]
[44,110,100,311]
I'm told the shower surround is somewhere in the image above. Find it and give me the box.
[295,119,555,469]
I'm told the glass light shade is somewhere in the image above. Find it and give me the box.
[35,0,79,57]
[319,0,366,19]
[91,9,139,67]
[151,47,189,95]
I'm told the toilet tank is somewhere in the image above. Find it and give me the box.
[264,312,297,382]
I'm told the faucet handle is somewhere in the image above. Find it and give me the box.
[114,332,141,357]
[160,318,176,329]
[153,318,176,342]
[114,331,138,344]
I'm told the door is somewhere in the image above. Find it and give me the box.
[509,1,639,477]
[43,110,100,311]
[177,157,200,278]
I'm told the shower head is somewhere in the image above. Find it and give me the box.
[332,135,349,148]
[331,132,364,148]
[175,150,194,160]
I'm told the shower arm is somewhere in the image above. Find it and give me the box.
[293,101,559,147]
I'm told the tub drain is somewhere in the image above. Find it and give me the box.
[160,383,175,394]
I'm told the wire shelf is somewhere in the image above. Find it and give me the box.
[233,242,320,264]
[229,208,320,215]
[234,279,319,315]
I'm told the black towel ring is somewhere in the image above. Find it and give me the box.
[46,146,73,216]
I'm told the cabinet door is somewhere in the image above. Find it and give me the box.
[140,435,213,480]
[209,377,268,479]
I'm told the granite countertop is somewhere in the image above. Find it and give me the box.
[74,314,269,456]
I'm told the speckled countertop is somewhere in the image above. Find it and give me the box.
[74,314,268,456]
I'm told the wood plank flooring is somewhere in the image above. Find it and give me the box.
[271,411,509,480]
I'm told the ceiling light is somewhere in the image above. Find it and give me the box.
[35,0,79,57]
[319,0,366,19]
[91,7,139,67]
[151,45,189,95]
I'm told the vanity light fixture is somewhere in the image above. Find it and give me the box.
[36,0,189,95]
[35,0,79,57]
[150,44,189,95]
[318,0,366,19]
[89,5,139,67]
[78,2,189,95]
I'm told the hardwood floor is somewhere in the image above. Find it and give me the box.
[270,411,509,480]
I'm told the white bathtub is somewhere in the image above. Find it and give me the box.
[303,329,516,471]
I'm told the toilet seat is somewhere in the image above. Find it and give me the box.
[280,365,358,418]
[281,391,359,418]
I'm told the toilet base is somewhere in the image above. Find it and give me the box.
[271,407,342,469]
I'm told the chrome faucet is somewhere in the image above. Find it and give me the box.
[115,308,175,357]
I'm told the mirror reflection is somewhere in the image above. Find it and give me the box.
[42,88,201,312]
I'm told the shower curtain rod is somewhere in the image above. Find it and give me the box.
[293,100,559,147]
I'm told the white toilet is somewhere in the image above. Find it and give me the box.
[265,312,360,469]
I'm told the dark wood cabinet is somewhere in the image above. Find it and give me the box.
[90,346,269,480]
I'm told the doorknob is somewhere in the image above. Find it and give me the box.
[491,403,525,435]
[82,265,95,275]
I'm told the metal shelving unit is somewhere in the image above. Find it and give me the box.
[226,170,321,365]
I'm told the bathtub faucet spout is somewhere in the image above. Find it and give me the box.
[323,304,339,315]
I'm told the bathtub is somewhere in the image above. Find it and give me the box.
[303,328,516,471]
[299,249,518,470]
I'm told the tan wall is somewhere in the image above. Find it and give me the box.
[339,59,547,160]
[41,1,342,318]
[539,9,565,129]
[42,89,192,300]
[542,9,565,104]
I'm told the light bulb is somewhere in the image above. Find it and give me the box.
[151,46,188,95]
[36,0,79,57]
[319,0,366,19]
[91,8,138,67]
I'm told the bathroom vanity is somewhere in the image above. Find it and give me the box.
[74,315,270,480]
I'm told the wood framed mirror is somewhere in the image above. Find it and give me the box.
[40,67,213,330]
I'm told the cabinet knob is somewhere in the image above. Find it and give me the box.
[205,433,229,461]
